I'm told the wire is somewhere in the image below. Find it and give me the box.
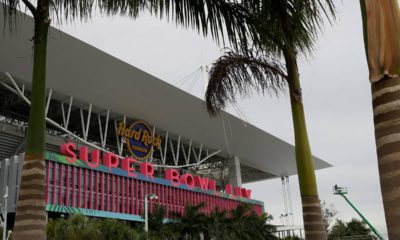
[220,112,232,156]
[286,176,295,225]
[232,104,250,127]
[186,69,202,92]
[174,67,201,87]
[281,177,289,225]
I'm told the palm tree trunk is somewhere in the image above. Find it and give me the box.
[284,51,327,240]
[371,77,400,239]
[360,1,400,238]
[13,10,50,240]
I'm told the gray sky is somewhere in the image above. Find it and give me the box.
[57,0,387,235]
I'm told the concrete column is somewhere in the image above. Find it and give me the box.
[228,156,242,187]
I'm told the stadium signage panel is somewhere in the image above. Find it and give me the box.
[116,121,162,160]
[60,143,252,199]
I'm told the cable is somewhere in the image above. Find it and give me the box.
[286,176,295,225]
[174,67,201,87]
[281,177,289,225]
[232,104,249,127]
[220,113,232,156]
[186,69,202,92]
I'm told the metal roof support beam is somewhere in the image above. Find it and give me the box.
[61,96,73,129]
[180,139,192,165]
[150,126,156,162]
[187,140,192,164]
[98,110,110,149]
[169,139,175,164]
[153,149,221,169]
[80,104,92,141]
[0,82,18,95]
[176,136,181,165]
[192,144,203,163]
[45,89,52,117]
[159,131,168,164]
[114,116,126,156]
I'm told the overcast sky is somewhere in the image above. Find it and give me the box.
[54,0,388,235]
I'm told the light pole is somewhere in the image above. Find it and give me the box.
[144,193,158,233]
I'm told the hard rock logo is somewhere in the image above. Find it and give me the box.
[117,121,162,160]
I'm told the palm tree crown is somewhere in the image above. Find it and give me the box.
[254,0,335,55]
[205,0,336,116]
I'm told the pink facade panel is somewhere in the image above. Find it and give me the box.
[131,179,135,214]
[65,165,69,206]
[47,162,263,219]
[58,164,63,205]
[77,167,81,208]
[116,176,120,213]
[101,173,104,211]
[111,175,115,212]
[52,162,56,204]
[89,170,93,209]
[84,168,87,209]
[106,173,109,211]
[126,177,130,214]
[121,177,125,213]
[71,166,75,207]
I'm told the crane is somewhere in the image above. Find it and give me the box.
[333,185,385,240]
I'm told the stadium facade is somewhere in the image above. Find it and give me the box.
[0,8,331,226]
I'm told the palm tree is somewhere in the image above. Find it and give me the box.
[148,206,178,240]
[246,211,277,240]
[173,203,208,240]
[359,1,400,239]
[47,215,101,240]
[205,208,233,240]
[1,1,251,239]
[227,204,271,240]
[205,1,335,239]
[228,204,253,240]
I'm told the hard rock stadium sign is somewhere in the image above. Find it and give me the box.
[117,121,162,160]
[60,142,252,199]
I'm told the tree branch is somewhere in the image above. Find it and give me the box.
[21,0,37,18]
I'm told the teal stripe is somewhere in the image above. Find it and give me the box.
[46,204,144,222]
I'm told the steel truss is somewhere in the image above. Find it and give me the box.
[0,72,221,168]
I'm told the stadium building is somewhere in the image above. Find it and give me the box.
[0,8,331,229]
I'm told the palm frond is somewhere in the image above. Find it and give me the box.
[205,50,287,116]
[245,0,336,56]
[100,0,251,46]
[1,0,252,48]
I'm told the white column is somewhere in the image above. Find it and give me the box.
[144,196,148,232]
[228,156,242,187]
